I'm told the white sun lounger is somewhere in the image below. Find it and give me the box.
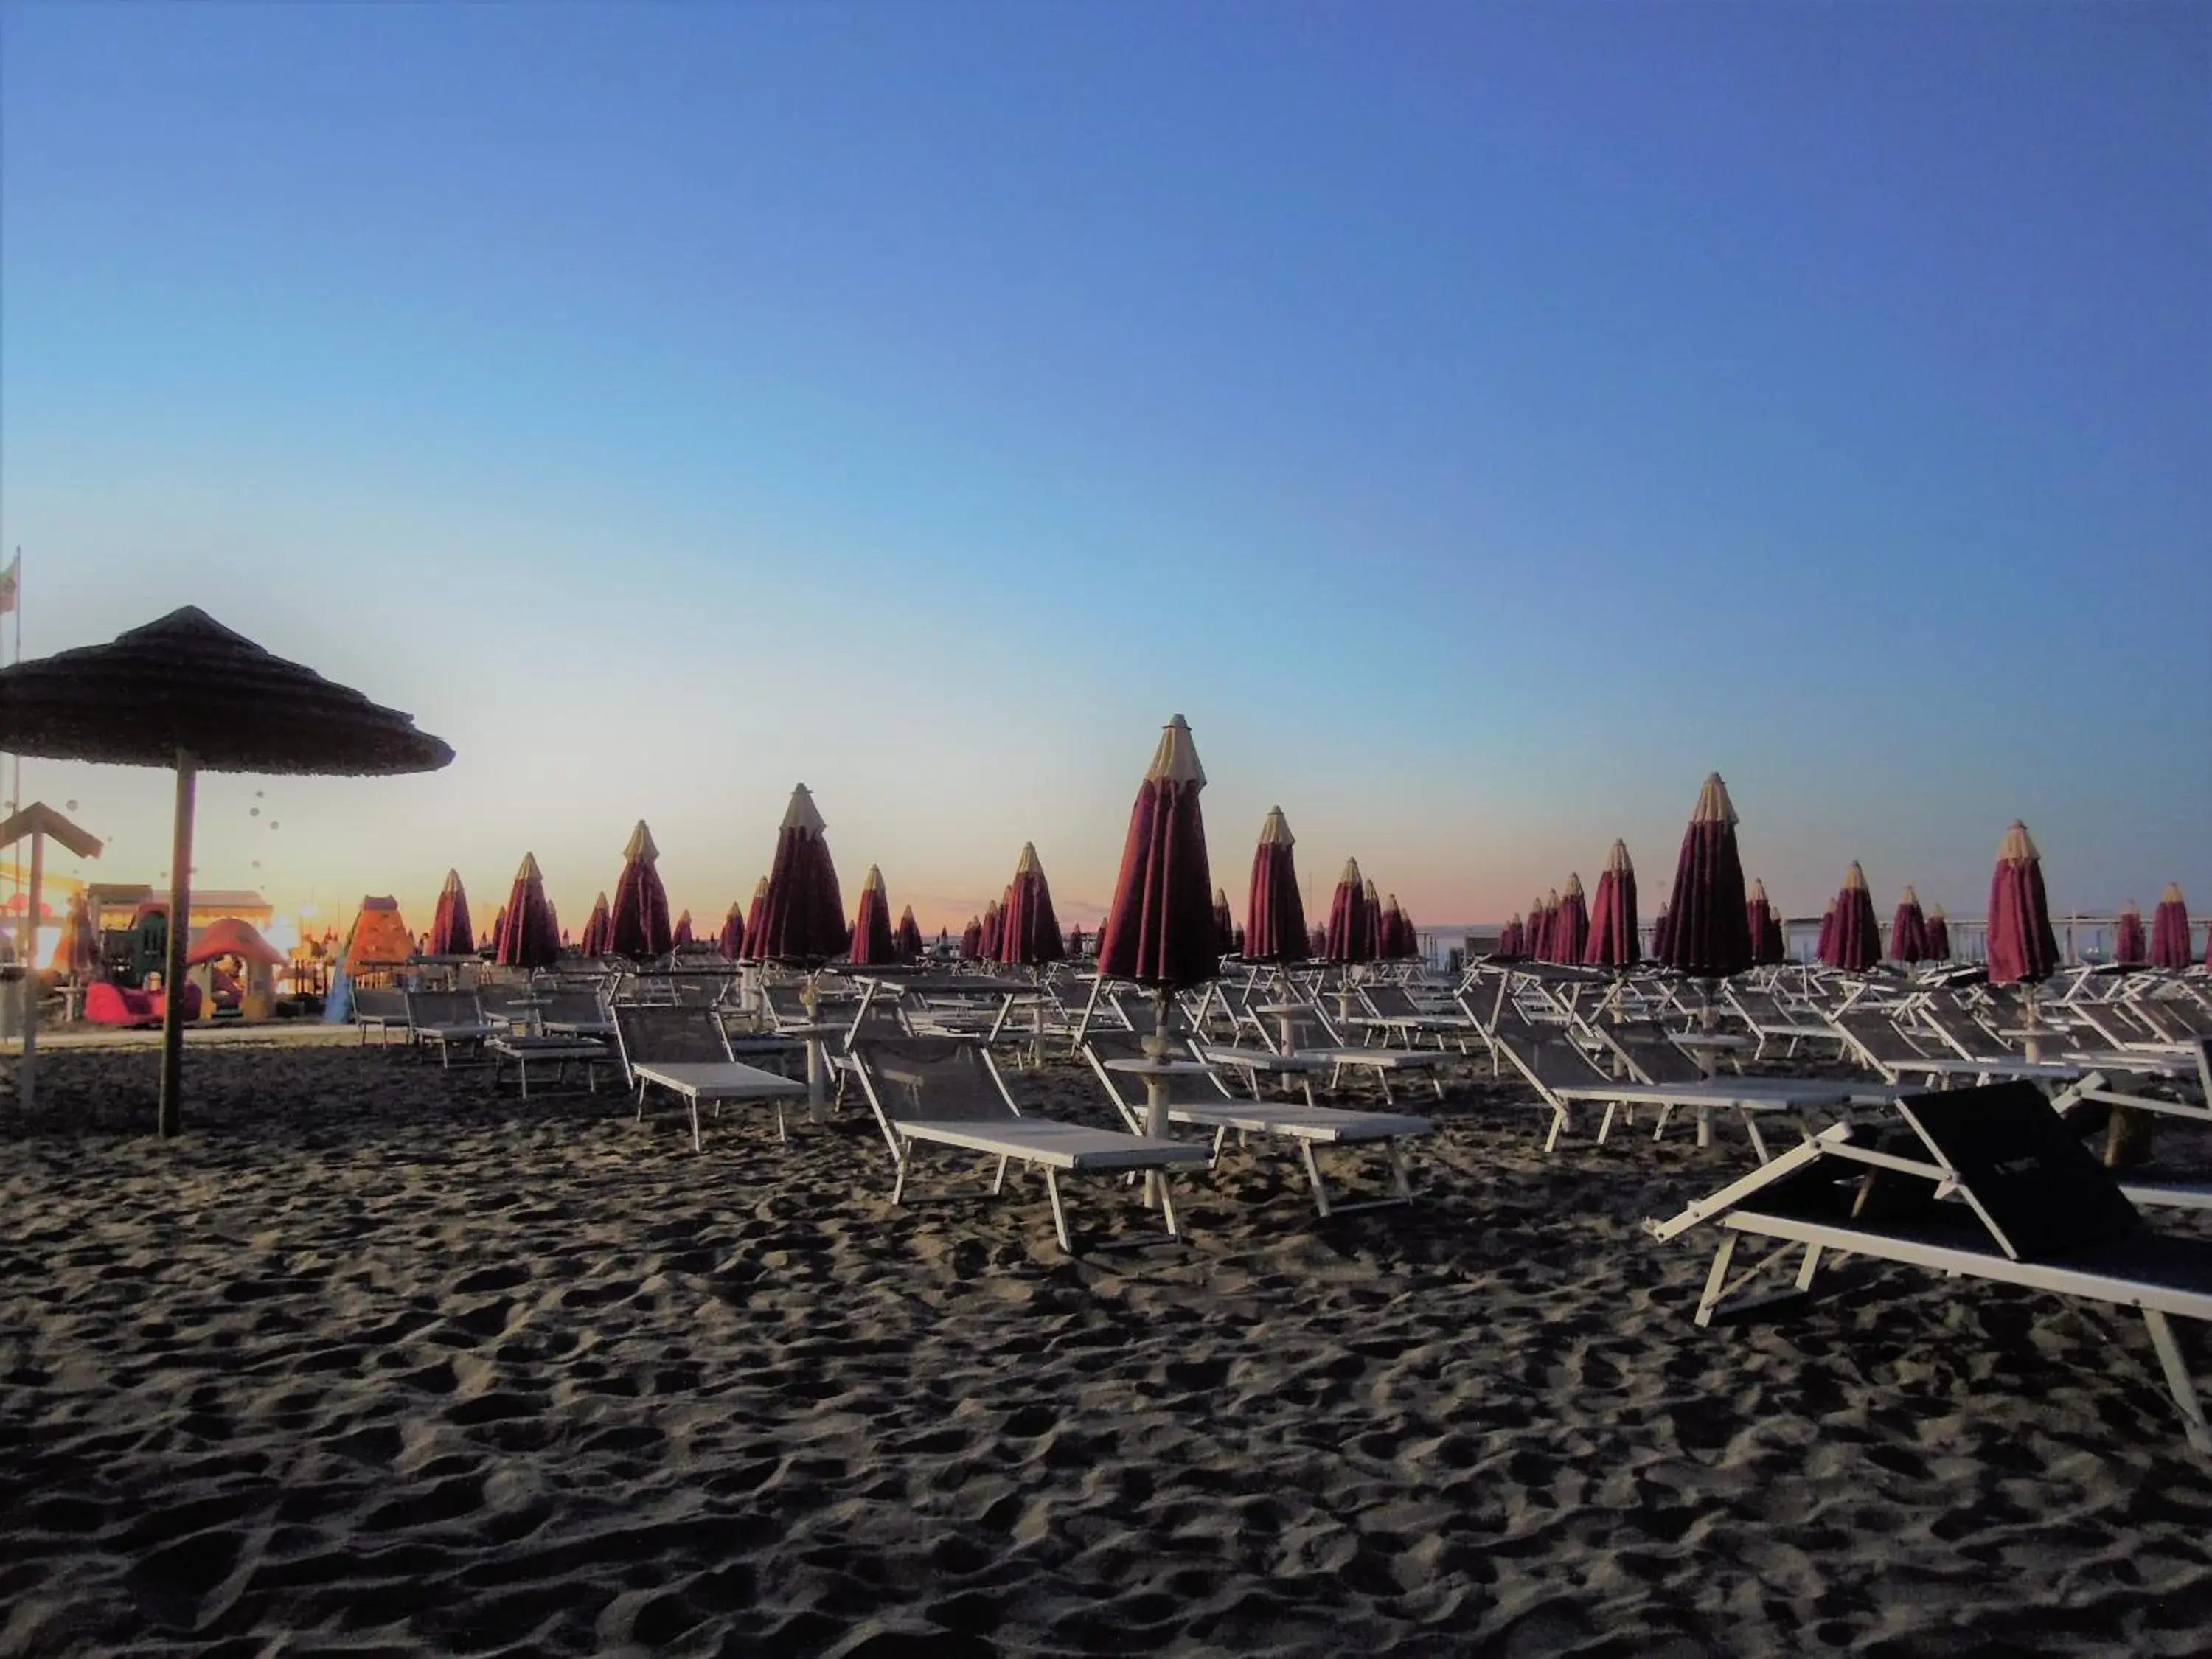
[1645,1081,2212,1451]
[1083,1032,1436,1218]
[849,1037,1209,1253]
[613,1004,806,1150]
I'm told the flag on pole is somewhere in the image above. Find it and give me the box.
[0,552,17,613]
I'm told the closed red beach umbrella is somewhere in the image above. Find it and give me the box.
[979,900,1004,961]
[1657,773,1751,980]
[1066,924,1085,956]
[483,908,505,955]
[428,868,474,956]
[1096,713,1218,993]
[2149,883,2191,970]
[1815,901,1837,965]
[1986,821,2061,987]
[494,852,561,970]
[1309,925,1329,958]
[999,844,1065,967]
[959,916,984,960]
[1211,887,1236,957]
[1585,841,1640,970]
[1500,914,1524,957]
[1244,806,1309,965]
[1537,891,1562,963]
[753,785,846,966]
[741,877,771,962]
[896,905,924,961]
[1826,862,1882,973]
[1524,896,1550,961]
[717,900,745,961]
[1363,878,1385,960]
[672,910,694,947]
[1891,885,1930,963]
[1745,877,1782,967]
[1924,905,1950,961]
[2113,902,2146,966]
[1324,858,1373,965]
[1649,900,1672,961]
[578,891,611,956]
[848,865,897,966]
[608,820,675,961]
[1552,875,1589,964]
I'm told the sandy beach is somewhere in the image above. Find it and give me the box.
[5,1041,2211,1657]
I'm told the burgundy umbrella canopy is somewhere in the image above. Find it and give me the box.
[1534,892,1560,963]
[2150,883,2192,970]
[1745,877,1783,967]
[608,820,674,960]
[1649,901,1672,961]
[741,877,771,962]
[1585,841,1639,970]
[1096,713,1219,993]
[1891,885,1930,964]
[484,908,506,955]
[1324,858,1374,965]
[494,852,562,970]
[979,900,1004,961]
[578,891,611,956]
[1211,887,1237,957]
[895,905,924,961]
[753,785,846,965]
[1925,905,1950,961]
[1521,894,1547,961]
[998,844,1066,967]
[960,917,984,960]
[427,868,474,956]
[2113,903,2146,965]
[1066,924,1085,956]
[1363,878,1386,960]
[1657,773,1752,980]
[1500,914,1524,957]
[1308,925,1329,958]
[1243,807,1309,964]
[1815,902,1837,965]
[1986,821,2060,987]
[717,901,745,961]
[1551,875,1589,965]
[1387,897,1417,960]
[672,910,694,947]
[1826,862,1882,973]
[848,865,898,966]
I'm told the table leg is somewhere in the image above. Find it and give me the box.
[807,1037,825,1124]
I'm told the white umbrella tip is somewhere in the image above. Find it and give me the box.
[1607,840,1632,873]
[780,785,828,838]
[863,864,885,891]
[623,820,660,863]
[1339,857,1362,884]
[1259,807,1295,846]
[1016,842,1043,874]
[1999,821,2039,863]
[1563,872,1584,897]
[1843,861,1868,891]
[1747,877,1768,902]
[517,852,542,880]
[1692,773,1740,825]
[1147,715,1207,788]
[2162,881,2185,905]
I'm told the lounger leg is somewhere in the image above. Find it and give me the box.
[774,1101,787,1144]
[518,1059,530,1102]
[1696,1105,1713,1149]
[635,1079,648,1122]
[1795,1243,1824,1292]
[1652,1104,1674,1143]
[891,1139,913,1207]
[1388,1140,1413,1200]
[1300,1140,1333,1219]
[1045,1169,1073,1253]
[1597,1102,1618,1144]
[1543,1103,1568,1155]
[1210,1125,1229,1169]
[1694,1233,1740,1328]
[2143,1310,2212,1453]
[689,1096,702,1154]
[1156,1172,1181,1240]
[1744,1112,1770,1164]
[992,1155,1009,1195]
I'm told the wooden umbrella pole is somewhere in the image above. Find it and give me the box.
[157,751,196,1139]
[19,827,43,1111]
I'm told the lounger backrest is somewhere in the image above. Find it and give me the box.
[845,998,911,1045]
[1899,1082,2140,1261]
[2136,1001,2205,1043]
[850,1037,1018,1127]
[1486,1011,1607,1097]
[538,990,609,1027]
[1915,1004,1999,1060]
[352,987,408,1022]
[406,990,484,1029]
[612,1004,733,1073]
[1591,1020,1705,1086]
[1832,1009,1928,1065]
[1361,985,1420,1020]
[762,984,813,1027]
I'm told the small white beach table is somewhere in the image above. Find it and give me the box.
[1105,1055,1214,1207]
[487,1033,612,1100]
[630,1059,807,1151]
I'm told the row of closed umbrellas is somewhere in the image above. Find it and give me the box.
[0,605,2192,1135]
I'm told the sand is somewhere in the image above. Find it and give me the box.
[4,1040,2211,1657]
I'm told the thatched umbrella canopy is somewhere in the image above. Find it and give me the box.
[0,606,452,1134]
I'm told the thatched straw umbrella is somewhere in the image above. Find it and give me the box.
[0,607,451,1134]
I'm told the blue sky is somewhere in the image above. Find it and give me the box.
[3,2,2205,938]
